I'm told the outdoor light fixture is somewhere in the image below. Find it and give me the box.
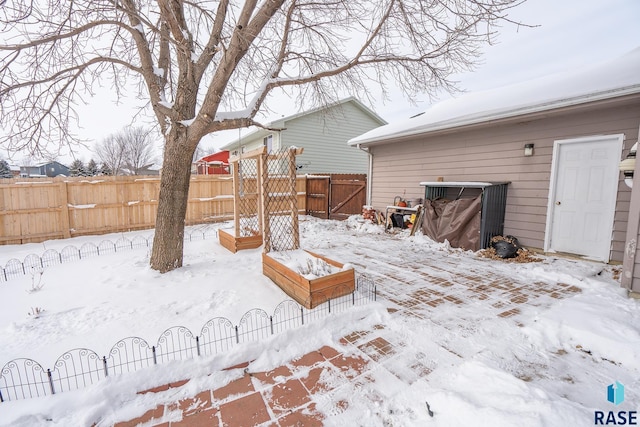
[619,141,638,188]
[524,143,534,157]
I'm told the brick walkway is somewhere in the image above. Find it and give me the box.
[115,346,365,427]
[112,242,588,427]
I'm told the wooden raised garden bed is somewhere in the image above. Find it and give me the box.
[262,250,355,309]
[218,228,263,253]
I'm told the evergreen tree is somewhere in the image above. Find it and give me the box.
[86,159,98,176]
[0,160,13,179]
[69,159,86,177]
[100,163,112,176]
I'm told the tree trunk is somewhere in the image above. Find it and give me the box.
[150,132,195,273]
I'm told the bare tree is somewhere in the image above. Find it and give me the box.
[122,127,158,175]
[95,134,127,176]
[0,0,527,272]
[192,144,208,164]
[95,126,157,175]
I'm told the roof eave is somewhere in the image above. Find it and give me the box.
[350,85,640,146]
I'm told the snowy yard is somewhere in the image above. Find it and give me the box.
[0,215,639,426]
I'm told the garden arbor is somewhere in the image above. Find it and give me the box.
[218,146,302,253]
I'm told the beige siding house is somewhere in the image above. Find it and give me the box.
[349,48,640,295]
[219,97,386,174]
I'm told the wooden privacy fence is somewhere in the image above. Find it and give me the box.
[0,175,307,245]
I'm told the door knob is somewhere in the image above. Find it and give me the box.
[555,201,561,205]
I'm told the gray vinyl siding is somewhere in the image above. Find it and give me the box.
[224,100,385,174]
[369,100,640,262]
[227,134,266,154]
[281,102,381,174]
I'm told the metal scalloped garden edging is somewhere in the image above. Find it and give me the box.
[0,227,217,282]
[0,275,376,402]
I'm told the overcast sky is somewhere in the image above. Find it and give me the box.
[381,0,640,119]
[7,0,640,164]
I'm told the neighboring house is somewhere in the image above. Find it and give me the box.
[127,164,161,176]
[20,161,70,177]
[349,48,640,296]
[113,161,162,176]
[195,150,230,175]
[219,97,386,174]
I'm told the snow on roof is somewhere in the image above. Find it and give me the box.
[220,97,386,150]
[35,161,68,167]
[349,47,640,146]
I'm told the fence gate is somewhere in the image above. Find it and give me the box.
[329,174,367,220]
[306,176,330,219]
[305,174,367,220]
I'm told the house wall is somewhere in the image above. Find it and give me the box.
[20,166,39,177]
[281,101,380,174]
[43,162,69,177]
[369,100,640,262]
[223,100,385,174]
[228,132,274,155]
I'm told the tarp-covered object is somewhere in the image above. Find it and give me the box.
[422,195,482,251]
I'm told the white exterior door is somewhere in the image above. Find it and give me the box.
[545,134,623,261]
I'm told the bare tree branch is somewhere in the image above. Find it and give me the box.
[0,0,34,24]
[95,126,157,175]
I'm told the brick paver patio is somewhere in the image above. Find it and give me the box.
[111,242,588,427]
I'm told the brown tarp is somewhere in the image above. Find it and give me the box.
[421,195,482,251]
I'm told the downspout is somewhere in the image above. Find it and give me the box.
[357,144,373,206]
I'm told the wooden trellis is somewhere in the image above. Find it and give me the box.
[220,145,356,309]
[218,147,265,253]
[219,146,303,253]
[261,147,303,253]
[258,148,355,309]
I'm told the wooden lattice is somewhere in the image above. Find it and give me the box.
[261,147,302,253]
[223,147,302,253]
[230,147,264,238]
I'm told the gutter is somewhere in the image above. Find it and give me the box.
[350,86,640,147]
[357,144,373,206]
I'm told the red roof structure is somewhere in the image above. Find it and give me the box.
[195,150,230,175]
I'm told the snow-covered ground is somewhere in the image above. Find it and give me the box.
[0,216,638,426]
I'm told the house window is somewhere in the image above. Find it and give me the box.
[263,135,273,153]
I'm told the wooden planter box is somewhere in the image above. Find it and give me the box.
[262,250,355,309]
[218,228,263,253]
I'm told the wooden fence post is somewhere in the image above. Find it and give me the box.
[58,181,72,239]
[0,185,5,241]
